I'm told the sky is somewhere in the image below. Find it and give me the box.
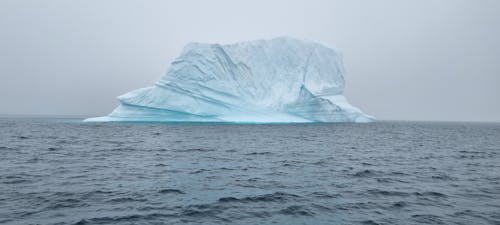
[0,0,499,122]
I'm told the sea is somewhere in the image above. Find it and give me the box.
[1,118,499,225]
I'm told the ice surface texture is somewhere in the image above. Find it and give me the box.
[86,37,374,123]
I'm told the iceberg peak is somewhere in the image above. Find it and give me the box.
[86,37,374,123]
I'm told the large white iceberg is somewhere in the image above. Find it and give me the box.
[86,37,374,123]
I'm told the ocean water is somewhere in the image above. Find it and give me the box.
[1,119,499,225]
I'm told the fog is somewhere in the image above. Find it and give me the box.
[1,0,499,121]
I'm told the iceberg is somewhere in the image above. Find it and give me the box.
[85,37,374,123]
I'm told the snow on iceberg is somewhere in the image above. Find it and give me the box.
[85,37,374,123]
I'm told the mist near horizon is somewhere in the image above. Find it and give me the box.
[1,0,500,122]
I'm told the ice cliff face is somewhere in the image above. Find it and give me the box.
[86,37,374,123]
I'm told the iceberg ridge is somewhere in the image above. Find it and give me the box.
[86,37,374,123]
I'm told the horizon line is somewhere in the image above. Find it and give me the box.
[1,114,499,124]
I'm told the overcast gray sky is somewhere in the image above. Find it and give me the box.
[1,0,499,121]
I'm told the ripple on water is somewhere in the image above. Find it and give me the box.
[175,148,215,153]
[158,189,185,194]
[45,198,87,210]
[1,120,500,224]
[218,192,301,203]
[411,214,445,224]
[352,169,380,177]
[414,191,448,198]
[367,189,412,197]
[279,205,315,216]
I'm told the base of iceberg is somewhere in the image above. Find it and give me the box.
[85,37,374,123]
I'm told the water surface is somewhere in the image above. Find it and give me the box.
[1,119,499,224]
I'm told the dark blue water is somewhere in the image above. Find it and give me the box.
[1,119,500,225]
